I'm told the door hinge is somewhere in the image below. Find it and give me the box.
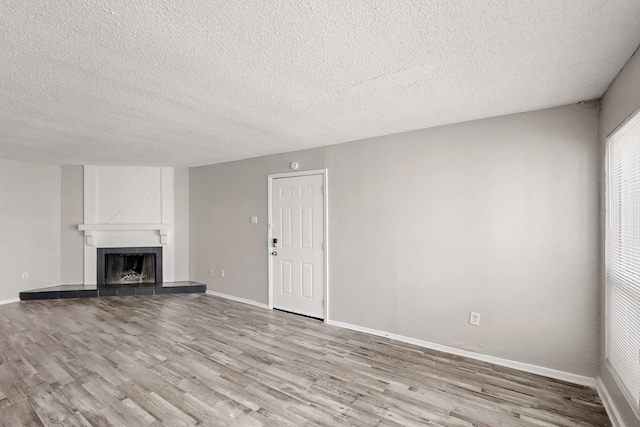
[321,185,325,194]
[322,242,325,250]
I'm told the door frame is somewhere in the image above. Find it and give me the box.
[267,168,329,321]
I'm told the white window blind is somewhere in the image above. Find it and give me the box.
[606,109,640,417]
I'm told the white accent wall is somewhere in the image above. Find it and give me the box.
[0,159,61,301]
[190,103,600,378]
[81,166,176,284]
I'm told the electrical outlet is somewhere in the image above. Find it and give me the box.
[220,269,225,278]
[469,311,481,326]
[209,268,214,276]
[251,216,258,224]
[21,272,28,280]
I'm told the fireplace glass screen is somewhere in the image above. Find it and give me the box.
[105,253,156,284]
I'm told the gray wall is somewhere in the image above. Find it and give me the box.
[0,159,61,301]
[174,167,190,281]
[61,165,84,284]
[190,104,600,377]
[599,47,640,426]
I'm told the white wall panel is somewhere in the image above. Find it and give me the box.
[96,167,161,224]
[82,166,175,284]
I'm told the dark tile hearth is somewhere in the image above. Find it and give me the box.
[19,281,206,301]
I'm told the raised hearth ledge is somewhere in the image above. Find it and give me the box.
[78,224,172,246]
[19,281,205,300]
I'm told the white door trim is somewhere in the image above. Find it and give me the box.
[268,169,329,322]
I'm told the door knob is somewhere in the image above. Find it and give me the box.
[271,251,278,256]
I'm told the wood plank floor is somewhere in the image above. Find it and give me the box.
[0,294,610,426]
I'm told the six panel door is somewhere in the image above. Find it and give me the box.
[271,174,324,319]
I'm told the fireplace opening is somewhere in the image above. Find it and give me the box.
[106,253,155,284]
[97,247,162,286]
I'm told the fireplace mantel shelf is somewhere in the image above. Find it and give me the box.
[78,224,172,246]
[79,224,171,231]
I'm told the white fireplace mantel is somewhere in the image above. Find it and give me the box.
[78,224,172,246]
[82,166,176,285]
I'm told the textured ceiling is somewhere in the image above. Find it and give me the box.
[1,1,640,167]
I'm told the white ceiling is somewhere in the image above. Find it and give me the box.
[1,1,639,167]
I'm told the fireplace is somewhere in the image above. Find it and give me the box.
[97,247,163,286]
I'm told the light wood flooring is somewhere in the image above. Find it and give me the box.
[0,294,610,426]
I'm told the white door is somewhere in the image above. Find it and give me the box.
[271,174,325,319]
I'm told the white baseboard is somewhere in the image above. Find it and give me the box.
[596,378,625,427]
[0,298,20,306]
[205,290,269,310]
[199,294,597,389]
[326,319,596,388]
